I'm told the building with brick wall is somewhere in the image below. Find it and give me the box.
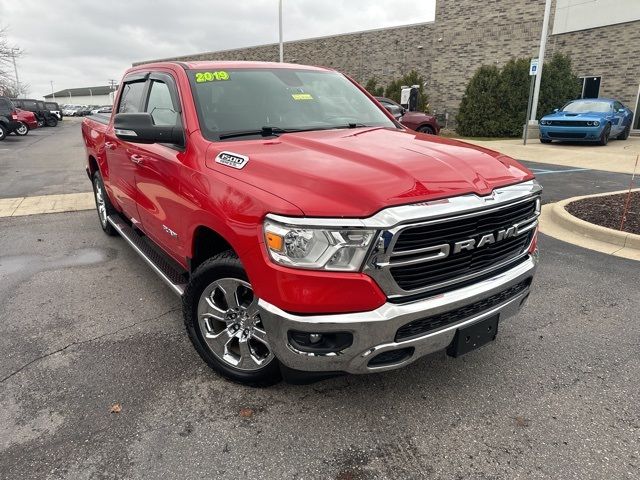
[136,0,640,130]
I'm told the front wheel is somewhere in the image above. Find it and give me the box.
[540,138,552,144]
[183,252,281,387]
[46,116,58,127]
[36,119,44,128]
[0,124,7,141]
[14,122,29,136]
[598,124,611,146]
[418,125,435,135]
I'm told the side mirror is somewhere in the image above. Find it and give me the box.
[553,108,559,113]
[618,108,625,113]
[114,113,183,146]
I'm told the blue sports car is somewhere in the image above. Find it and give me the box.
[539,98,634,145]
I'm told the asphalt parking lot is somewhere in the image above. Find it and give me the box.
[1,123,639,479]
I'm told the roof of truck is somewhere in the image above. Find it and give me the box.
[130,60,333,72]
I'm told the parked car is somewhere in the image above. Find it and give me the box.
[82,61,540,386]
[11,98,58,127]
[539,98,633,145]
[0,96,21,141]
[13,108,39,135]
[375,96,440,134]
[45,102,63,120]
[63,105,81,116]
[77,105,99,116]
[91,105,112,114]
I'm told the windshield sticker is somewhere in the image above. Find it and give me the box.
[195,71,230,83]
[291,93,314,101]
[215,151,249,169]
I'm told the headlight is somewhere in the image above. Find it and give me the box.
[540,120,549,125]
[263,219,376,271]
[593,121,600,126]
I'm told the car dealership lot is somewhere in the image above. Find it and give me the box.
[1,126,639,479]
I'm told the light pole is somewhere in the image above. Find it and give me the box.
[11,47,21,97]
[529,0,552,124]
[51,81,55,101]
[278,0,283,62]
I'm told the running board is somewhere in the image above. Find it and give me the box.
[107,215,188,296]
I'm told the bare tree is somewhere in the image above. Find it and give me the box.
[0,27,25,97]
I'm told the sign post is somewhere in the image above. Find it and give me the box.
[523,58,539,145]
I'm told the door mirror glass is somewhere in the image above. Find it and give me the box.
[618,108,625,113]
[114,113,184,146]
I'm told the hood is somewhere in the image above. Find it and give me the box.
[205,128,533,217]
[543,111,606,120]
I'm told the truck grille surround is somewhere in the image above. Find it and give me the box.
[364,186,541,301]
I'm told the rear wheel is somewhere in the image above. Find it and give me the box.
[14,122,29,136]
[0,124,7,141]
[617,125,630,140]
[36,119,44,128]
[598,124,611,146]
[46,116,58,127]
[183,252,281,387]
[418,125,435,135]
[92,171,117,236]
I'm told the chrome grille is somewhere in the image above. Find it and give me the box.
[387,197,538,293]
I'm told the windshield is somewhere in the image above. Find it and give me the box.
[188,68,396,140]
[562,101,612,113]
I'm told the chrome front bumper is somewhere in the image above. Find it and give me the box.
[259,254,537,374]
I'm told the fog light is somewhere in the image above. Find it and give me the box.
[288,330,353,354]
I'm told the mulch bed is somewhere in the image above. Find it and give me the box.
[565,191,640,235]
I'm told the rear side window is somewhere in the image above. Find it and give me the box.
[145,80,179,126]
[118,81,146,113]
[0,98,13,114]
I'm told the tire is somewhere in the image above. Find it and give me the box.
[183,252,281,387]
[14,122,29,136]
[617,125,630,141]
[92,171,118,236]
[0,124,7,141]
[37,120,44,128]
[418,125,435,135]
[598,124,611,146]
[46,116,58,127]
[540,138,552,144]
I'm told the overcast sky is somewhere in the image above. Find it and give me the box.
[0,0,435,100]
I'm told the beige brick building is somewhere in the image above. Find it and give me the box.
[137,0,640,130]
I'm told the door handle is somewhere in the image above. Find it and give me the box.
[129,154,144,165]
[104,141,116,150]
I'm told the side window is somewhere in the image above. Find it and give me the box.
[0,99,10,114]
[145,80,179,126]
[614,101,623,111]
[118,81,146,113]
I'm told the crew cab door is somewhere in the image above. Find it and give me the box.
[105,74,148,221]
[130,72,187,262]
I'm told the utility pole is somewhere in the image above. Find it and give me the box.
[529,0,552,123]
[51,81,55,101]
[108,79,117,91]
[278,0,284,62]
[11,47,21,98]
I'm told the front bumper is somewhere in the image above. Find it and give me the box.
[259,254,537,374]
[539,125,603,141]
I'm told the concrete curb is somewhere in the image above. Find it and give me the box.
[539,188,640,261]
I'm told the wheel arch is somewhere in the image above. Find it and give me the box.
[190,225,238,273]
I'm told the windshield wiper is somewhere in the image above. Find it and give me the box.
[218,126,310,140]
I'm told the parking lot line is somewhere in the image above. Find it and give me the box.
[0,192,94,218]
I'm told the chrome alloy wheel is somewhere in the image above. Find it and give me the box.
[93,178,108,227]
[16,123,28,135]
[197,278,273,371]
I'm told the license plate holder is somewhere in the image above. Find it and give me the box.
[447,315,499,357]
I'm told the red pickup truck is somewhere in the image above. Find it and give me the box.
[82,61,541,386]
